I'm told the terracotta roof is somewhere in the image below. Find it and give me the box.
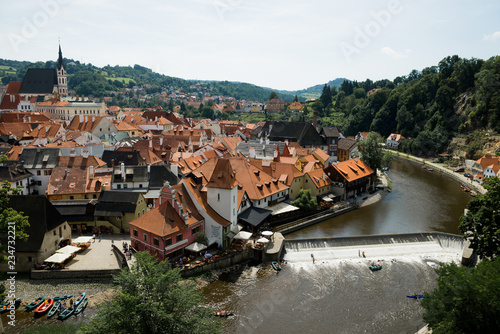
[57,155,107,168]
[312,148,329,162]
[207,158,238,189]
[329,158,375,182]
[130,199,186,236]
[475,155,500,173]
[5,146,23,161]
[67,116,107,133]
[306,168,332,188]
[387,133,406,142]
[6,81,22,94]
[46,166,111,196]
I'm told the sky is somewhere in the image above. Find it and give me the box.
[1,0,499,91]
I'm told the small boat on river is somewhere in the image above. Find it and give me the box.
[25,296,45,312]
[73,297,88,315]
[34,298,54,317]
[47,300,61,318]
[369,263,382,271]
[272,261,282,271]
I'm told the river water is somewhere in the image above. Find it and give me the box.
[203,158,472,334]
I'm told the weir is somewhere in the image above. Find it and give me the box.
[283,232,467,264]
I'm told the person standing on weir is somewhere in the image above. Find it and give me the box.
[311,254,315,264]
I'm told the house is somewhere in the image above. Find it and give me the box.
[67,115,118,139]
[129,182,204,261]
[386,133,406,149]
[51,199,97,234]
[265,98,285,113]
[471,154,500,178]
[94,190,148,233]
[337,138,358,162]
[0,163,33,195]
[111,164,149,191]
[287,101,304,112]
[102,150,146,167]
[319,126,340,159]
[0,195,71,272]
[303,168,332,198]
[255,121,324,148]
[18,148,60,195]
[325,158,375,201]
[253,161,305,200]
[142,163,179,206]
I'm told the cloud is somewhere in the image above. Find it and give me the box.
[483,31,500,41]
[381,47,411,59]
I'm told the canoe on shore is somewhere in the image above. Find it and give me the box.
[25,296,45,312]
[272,261,282,271]
[52,295,72,301]
[47,300,61,318]
[0,299,21,313]
[73,297,88,316]
[57,305,75,321]
[74,292,86,307]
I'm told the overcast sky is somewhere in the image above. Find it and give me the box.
[1,0,499,91]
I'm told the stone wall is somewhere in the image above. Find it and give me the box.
[180,247,254,277]
[31,268,121,280]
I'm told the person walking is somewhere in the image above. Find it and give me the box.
[311,254,315,264]
[92,233,96,243]
[98,234,102,242]
[362,251,366,258]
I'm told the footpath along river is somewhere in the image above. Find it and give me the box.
[202,158,472,334]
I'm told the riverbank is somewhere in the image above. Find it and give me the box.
[387,150,486,194]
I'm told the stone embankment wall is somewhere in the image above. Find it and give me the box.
[31,268,121,280]
[180,247,254,277]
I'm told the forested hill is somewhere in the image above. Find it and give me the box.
[271,78,348,99]
[316,55,499,157]
[0,59,299,102]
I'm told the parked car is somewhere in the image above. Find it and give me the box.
[463,172,471,178]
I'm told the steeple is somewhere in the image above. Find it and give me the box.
[57,44,64,70]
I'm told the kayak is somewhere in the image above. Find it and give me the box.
[47,300,61,318]
[272,261,282,271]
[25,296,45,312]
[34,298,54,317]
[73,297,88,316]
[75,292,86,307]
[57,305,75,321]
[52,295,72,301]
[0,299,21,313]
[407,294,425,299]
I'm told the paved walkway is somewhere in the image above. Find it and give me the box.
[65,233,132,271]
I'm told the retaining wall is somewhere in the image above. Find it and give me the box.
[180,247,254,277]
[31,268,121,280]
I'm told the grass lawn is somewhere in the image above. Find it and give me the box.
[106,76,133,84]
[0,65,15,71]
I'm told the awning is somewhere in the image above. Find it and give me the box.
[143,189,161,199]
[44,253,72,264]
[267,202,300,216]
[238,207,272,227]
[234,231,253,240]
[185,242,208,252]
[230,224,244,234]
[56,245,81,254]
[322,196,333,202]
[72,236,93,244]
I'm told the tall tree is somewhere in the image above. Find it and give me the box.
[269,91,279,100]
[460,177,500,259]
[358,132,393,173]
[293,95,299,102]
[292,189,317,212]
[320,84,332,108]
[422,258,500,333]
[79,252,221,334]
[0,181,30,244]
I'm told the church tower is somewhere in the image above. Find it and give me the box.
[56,44,68,97]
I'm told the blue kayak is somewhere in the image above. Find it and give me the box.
[407,294,424,299]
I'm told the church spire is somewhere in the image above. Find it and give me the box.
[57,43,64,70]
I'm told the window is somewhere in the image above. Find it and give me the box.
[117,184,121,189]
[37,170,41,175]
[143,234,147,242]
[233,195,235,203]
[70,196,74,200]
[166,238,172,246]
[93,194,97,199]
[139,184,143,188]
[153,238,159,246]
[133,230,138,237]
[53,230,56,236]
[37,180,41,186]
[176,234,182,242]
[191,226,200,235]
[28,257,33,262]
[124,184,128,189]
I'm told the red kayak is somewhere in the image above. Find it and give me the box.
[34,298,54,317]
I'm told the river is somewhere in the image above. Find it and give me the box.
[202,158,472,334]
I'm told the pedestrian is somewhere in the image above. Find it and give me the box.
[362,251,366,258]
[311,253,315,264]
[92,233,96,243]
[98,234,102,242]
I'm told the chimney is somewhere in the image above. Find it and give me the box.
[89,165,94,179]
[79,115,83,123]
[249,147,256,158]
[149,139,152,149]
[266,138,270,145]
[313,111,317,129]
[155,116,158,121]
[85,116,88,123]
[111,158,115,167]
[121,162,125,179]
[183,212,189,225]
[82,150,89,158]
[147,164,151,179]
[92,116,95,122]
[159,136,163,146]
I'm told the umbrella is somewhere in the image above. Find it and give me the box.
[256,237,269,244]
[261,231,273,237]
[204,253,213,258]
[234,231,252,240]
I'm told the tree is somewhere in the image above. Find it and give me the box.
[320,84,332,108]
[358,132,393,173]
[269,91,279,100]
[291,189,317,212]
[195,232,208,246]
[422,258,500,333]
[293,95,299,102]
[0,181,30,244]
[460,177,500,259]
[78,252,221,334]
